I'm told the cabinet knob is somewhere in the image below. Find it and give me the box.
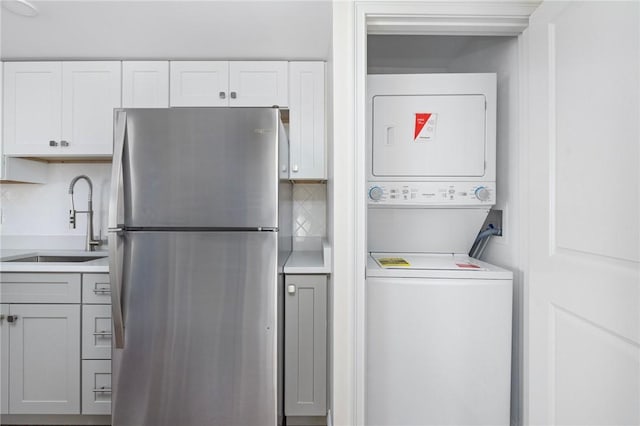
[219,91,226,99]
[0,314,4,323]
[287,284,296,295]
[292,165,299,173]
[7,315,18,323]
[230,91,237,99]
[60,140,70,147]
[49,140,58,147]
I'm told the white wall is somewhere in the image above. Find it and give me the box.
[330,1,356,425]
[0,163,111,249]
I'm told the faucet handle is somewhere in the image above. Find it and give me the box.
[69,210,76,229]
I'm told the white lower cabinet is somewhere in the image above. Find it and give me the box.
[8,304,81,414]
[82,360,111,415]
[1,303,9,415]
[284,274,327,417]
[0,272,111,420]
[81,273,112,416]
[82,304,112,360]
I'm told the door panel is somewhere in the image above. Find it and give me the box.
[229,62,288,107]
[169,61,229,107]
[122,108,280,228]
[525,2,640,425]
[3,62,62,155]
[112,231,280,426]
[61,61,121,156]
[8,304,80,414]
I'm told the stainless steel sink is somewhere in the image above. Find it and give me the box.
[6,255,107,263]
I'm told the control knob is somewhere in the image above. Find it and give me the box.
[474,186,491,202]
[368,186,384,201]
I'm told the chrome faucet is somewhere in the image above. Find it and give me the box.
[69,175,101,251]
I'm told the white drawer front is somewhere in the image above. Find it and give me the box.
[0,273,80,303]
[82,305,112,359]
[82,274,111,304]
[82,360,111,415]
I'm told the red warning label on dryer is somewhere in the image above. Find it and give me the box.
[414,113,437,142]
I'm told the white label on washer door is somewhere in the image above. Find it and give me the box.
[414,113,438,142]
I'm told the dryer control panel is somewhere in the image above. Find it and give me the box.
[368,182,495,206]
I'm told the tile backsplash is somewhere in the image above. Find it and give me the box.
[292,183,326,238]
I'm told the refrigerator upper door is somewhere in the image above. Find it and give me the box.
[112,231,280,426]
[120,108,281,228]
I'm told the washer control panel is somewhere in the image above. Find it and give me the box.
[368,182,495,206]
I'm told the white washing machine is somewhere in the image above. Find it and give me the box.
[365,74,513,425]
[366,253,513,426]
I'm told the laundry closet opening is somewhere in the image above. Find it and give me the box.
[365,33,524,425]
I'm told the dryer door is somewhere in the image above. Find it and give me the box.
[372,94,486,177]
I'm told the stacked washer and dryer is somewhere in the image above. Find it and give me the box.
[365,74,513,425]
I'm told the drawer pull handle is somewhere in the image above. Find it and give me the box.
[93,288,111,294]
[7,315,18,323]
[93,331,112,337]
[92,387,112,393]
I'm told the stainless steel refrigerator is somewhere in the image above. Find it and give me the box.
[107,108,291,426]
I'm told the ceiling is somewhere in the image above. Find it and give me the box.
[0,0,332,60]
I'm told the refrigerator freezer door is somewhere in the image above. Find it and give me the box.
[120,108,281,228]
[111,231,280,426]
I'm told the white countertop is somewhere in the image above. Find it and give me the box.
[1,241,331,275]
[284,239,331,274]
[0,250,110,273]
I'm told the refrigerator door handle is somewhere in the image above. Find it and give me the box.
[109,230,125,348]
[109,111,126,230]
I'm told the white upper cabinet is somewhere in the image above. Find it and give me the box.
[170,61,288,107]
[288,62,326,180]
[122,61,169,108]
[3,62,62,156]
[229,61,288,107]
[61,62,121,156]
[170,61,229,107]
[3,61,121,158]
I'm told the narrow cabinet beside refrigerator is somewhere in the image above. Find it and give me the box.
[284,274,327,417]
[288,62,326,180]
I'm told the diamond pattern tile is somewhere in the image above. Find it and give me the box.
[292,183,326,237]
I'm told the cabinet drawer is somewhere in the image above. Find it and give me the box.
[82,305,112,359]
[0,273,80,303]
[82,360,111,415]
[82,274,111,304]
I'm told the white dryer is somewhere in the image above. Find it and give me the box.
[366,253,513,426]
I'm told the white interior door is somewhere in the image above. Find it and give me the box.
[525,2,640,425]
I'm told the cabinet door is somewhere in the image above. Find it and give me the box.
[284,275,327,416]
[288,62,326,180]
[82,359,111,415]
[8,304,80,414]
[1,304,8,415]
[61,61,121,156]
[3,62,62,156]
[122,61,169,108]
[170,61,229,106]
[229,61,288,107]
[82,304,112,359]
